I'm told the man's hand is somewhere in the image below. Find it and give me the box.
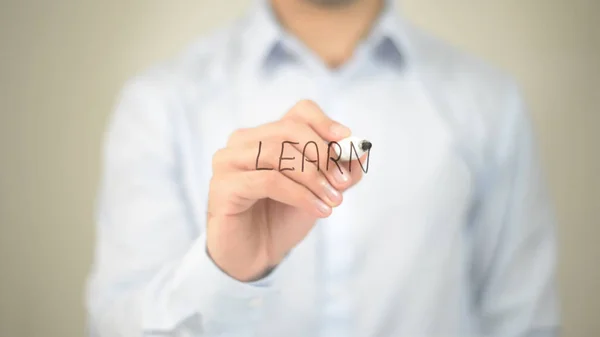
[206,100,366,282]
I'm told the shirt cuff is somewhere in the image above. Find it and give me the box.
[158,233,280,332]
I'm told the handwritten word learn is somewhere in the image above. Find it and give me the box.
[255,141,371,174]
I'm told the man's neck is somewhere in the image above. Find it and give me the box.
[270,0,384,69]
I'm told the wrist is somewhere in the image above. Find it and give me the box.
[206,244,271,283]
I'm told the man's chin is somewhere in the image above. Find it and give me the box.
[303,0,361,8]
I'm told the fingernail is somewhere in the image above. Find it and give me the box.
[333,165,350,185]
[314,199,332,216]
[321,180,342,205]
[329,123,351,138]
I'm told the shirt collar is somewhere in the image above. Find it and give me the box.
[240,0,409,73]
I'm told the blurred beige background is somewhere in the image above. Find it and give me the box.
[0,0,598,336]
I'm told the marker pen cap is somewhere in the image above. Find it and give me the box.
[333,136,372,161]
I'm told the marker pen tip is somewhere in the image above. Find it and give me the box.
[360,140,372,151]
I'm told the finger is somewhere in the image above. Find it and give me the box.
[321,143,373,190]
[226,118,324,149]
[225,121,355,191]
[225,120,327,172]
[338,152,369,188]
[210,170,333,218]
[212,143,344,208]
[225,100,351,147]
[283,99,351,141]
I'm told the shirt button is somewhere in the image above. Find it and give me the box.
[249,297,263,308]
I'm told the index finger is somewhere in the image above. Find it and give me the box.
[283,100,351,142]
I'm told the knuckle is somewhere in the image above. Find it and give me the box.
[255,141,279,169]
[295,99,319,111]
[263,170,278,185]
[227,128,247,146]
[280,119,299,131]
[264,144,280,164]
[208,175,226,199]
[234,172,255,197]
[261,171,280,192]
[243,171,255,190]
[211,148,225,168]
[278,120,305,142]
[286,99,318,119]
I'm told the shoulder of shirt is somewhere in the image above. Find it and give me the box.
[400,21,532,167]
[117,17,529,142]
[405,22,527,131]
[404,21,518,91]
[117,17,246,101]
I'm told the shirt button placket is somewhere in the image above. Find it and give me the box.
[317,70,355,337]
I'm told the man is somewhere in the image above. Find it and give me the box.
[85,0,560,336]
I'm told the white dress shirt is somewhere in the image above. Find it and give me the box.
[85,1,561,336]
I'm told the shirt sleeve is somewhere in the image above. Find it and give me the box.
[469,83,561,337]
[85,75,279,337]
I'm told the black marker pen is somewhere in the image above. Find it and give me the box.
[333,136,372,161]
